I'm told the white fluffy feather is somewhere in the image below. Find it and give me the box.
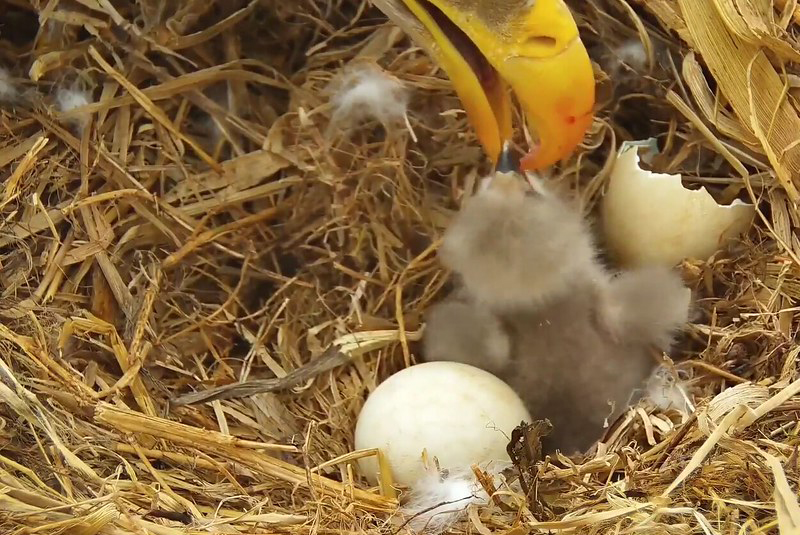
[399,462,509,534]
[56,88,92,127]
[645,366,693,413]
[329,64,409,128]
[0,67,17,102]
[614,39,648,72]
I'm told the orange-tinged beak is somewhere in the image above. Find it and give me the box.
[505,40,595,170]
[371,0,595,170]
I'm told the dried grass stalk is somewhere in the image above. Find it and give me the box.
[1,0,800,533]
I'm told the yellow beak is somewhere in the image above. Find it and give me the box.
[371,0,595,170]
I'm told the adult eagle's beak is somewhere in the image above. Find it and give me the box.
[371,0,595,170]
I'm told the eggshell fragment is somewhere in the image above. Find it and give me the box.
[354,361,530,487]
[602,142,755,267]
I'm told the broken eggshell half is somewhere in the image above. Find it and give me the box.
[601,140,755,268]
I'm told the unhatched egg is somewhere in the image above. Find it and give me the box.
[354,361,530,487]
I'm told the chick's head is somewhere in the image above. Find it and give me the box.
[440,172,600,311]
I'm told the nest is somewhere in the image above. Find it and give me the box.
[1,0,800,533]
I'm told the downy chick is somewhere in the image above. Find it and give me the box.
[424,163,691,454]
[437,171,605,312]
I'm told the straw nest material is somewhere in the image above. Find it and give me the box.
[2,0,800,533]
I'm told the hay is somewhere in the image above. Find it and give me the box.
[1,0,800,533]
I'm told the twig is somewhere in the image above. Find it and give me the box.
[172,346,350,406]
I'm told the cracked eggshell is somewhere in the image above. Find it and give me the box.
[601,143,755,268]
[354,361,530,487]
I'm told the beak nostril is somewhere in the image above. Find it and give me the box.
[525,35,559,49]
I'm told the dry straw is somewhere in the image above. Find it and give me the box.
[1,0,800,533]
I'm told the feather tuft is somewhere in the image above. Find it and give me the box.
[329,63,409,130]
[399,462,509,534]
[645,365,693,413]
[0,67,18,102]
[56,87,93,128]
[612,39,648,72]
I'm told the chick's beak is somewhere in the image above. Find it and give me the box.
[375,0,595,169]
[495,141,519,174]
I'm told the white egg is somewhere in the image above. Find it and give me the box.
[354,361,530,486]
[602,141,755,268]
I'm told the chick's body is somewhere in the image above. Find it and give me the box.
[423,172,690,454]
[501,280,670,453]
